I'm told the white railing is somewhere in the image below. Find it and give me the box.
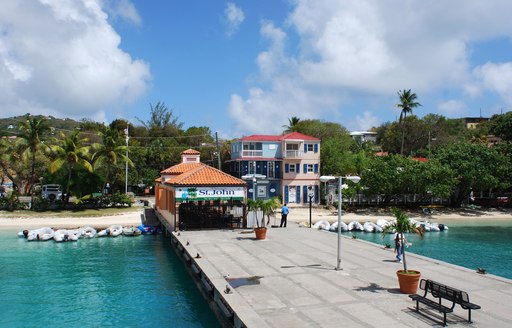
[241,150,263,157]
[284,150,303,158]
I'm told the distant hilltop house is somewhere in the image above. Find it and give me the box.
[350,131,377,143]
[463,117,489,129]
[226,132,321,206]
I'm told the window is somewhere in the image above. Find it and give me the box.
[307,164,313,173]
[286,144,299,150]
[249,161,256,174]
[268,162,274,178]
[243,142,262,150]
[289,164,296,173]
[307,144,314,152]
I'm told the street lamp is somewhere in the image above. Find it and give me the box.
[320,175,361,270]
[241,174,266,201]
[308,186,314,228]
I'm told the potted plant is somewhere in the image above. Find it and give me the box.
[246,198,280,240]
[382,208,423,294]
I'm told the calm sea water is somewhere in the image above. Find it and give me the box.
[342,220,512,279]
[0,230,221,328]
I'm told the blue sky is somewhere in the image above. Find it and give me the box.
[2,1,512,139]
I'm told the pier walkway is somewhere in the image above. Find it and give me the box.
[169,225,512,327]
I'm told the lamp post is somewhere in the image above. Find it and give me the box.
[308,186,314,228]
[241,174,266,201]
[320,175,361,270]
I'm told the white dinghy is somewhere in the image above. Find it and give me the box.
[27,227,54,241]
[312,220,331,231]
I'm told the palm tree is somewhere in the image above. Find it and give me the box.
[16,115,50,207]
[91,126,133,194]
[396,89,421,155]
[283,116,301,133]
[48,130,93,203]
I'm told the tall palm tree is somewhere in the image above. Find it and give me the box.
[91,126,133,194]
[48,130,93,203]
[16,115,50,207]
[282,116,301,133]
[396,89,421,155]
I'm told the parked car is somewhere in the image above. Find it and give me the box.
[42,184,63,201]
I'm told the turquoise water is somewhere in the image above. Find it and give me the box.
[0,230,221,328]
[342,221,512,279]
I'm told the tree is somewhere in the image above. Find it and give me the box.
[433,141,506,206]
[282,116,301,133]
[488,111,512,141]
[137,102,183,137]
[16,115,50,207]
[48,130,93,203]
[396,89,421,155]
[91,126,133,194]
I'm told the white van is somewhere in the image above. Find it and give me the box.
[42,184,62,201]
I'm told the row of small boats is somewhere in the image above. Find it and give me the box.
[18,224,160,242]
[312,218,448,233]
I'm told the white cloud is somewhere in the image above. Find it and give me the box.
[101,0,142,25]
[354,111,381,131]
[228,0,512,134]
[224,3,245,36]
[0,0,150,121]
[438,100,467,116]
[473,62,512,103]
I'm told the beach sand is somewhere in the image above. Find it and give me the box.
[0,209,144,230]
[1,205,511,231]
[272,205,512,227]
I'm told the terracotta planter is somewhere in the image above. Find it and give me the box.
[396,270,421,294]
[254,227,267,240]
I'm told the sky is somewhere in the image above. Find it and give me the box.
[2,0,512,139]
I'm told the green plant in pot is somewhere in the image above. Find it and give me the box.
[246,198,280,239]
[382,208,424,294]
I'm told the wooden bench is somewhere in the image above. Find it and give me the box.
[409,279,481,326]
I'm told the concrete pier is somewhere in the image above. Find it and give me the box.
[169,225,512,327]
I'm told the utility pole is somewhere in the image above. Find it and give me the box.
[215,132,221,170]
[125,125,129,194]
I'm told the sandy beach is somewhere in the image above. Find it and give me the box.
[273,205,512,227]
[1,205,511,231]
[0,209,144,230]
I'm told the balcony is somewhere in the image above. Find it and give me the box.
[241,150,263,157]
[284,150,303,158]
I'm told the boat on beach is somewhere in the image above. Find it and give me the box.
[363,221,374,233]
[313,220,331,230]
[347,221,364,231]
[80,226,97,238]
[109,225,123,237]
[26,227,55,241]
[54,229,78,242]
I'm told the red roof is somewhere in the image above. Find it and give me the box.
[239,132,319,142]
[281,132,320,141]
[181,148,201,155]
[239,135,282,141]
[160,163,246,186]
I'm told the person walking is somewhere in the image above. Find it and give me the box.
[394,232,410,263]
[280,203,289,227]
[394,232,403,263]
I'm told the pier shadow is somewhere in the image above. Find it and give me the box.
[382,259,400,263]
[354,282,388,293]
[280,263,333,271]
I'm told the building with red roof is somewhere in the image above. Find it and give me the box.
[227,132,321,205]
[155,149,247,230]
